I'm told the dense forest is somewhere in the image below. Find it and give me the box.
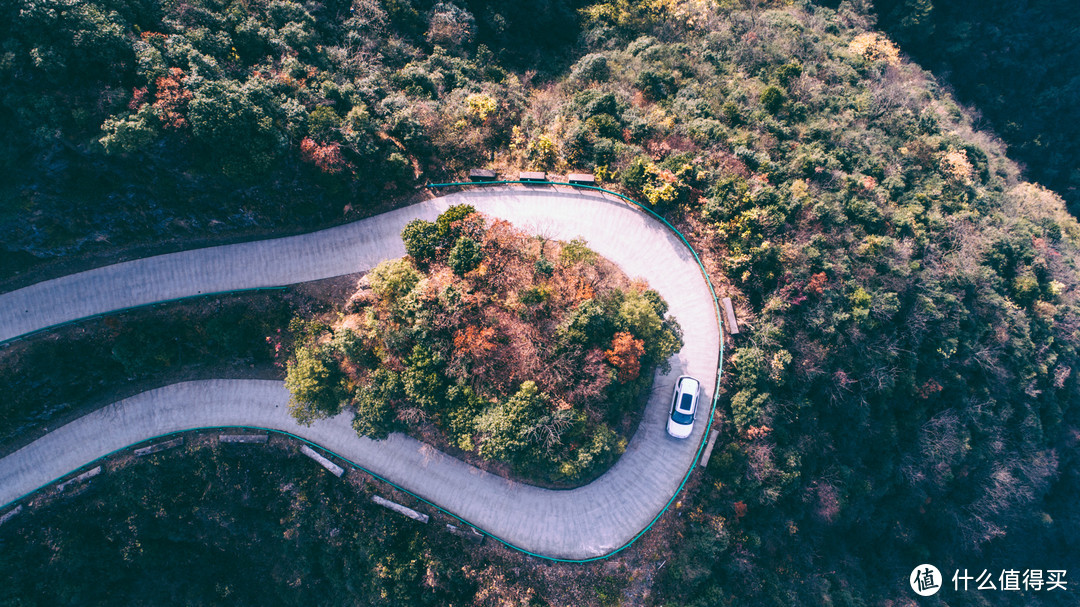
[870,0,1080,215]
[0,0,589,281]
[0,284,342,453]
[0,0,1077,605]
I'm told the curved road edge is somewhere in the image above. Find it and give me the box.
[0,187,722,561]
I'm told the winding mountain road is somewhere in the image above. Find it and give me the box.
[0,187,721,560]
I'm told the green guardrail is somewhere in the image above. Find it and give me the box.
[0,180,726,565]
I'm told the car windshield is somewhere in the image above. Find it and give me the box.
[671,410,694,425]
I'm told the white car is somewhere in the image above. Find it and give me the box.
[666,376,700,439]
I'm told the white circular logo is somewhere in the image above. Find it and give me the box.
[910,564,942,596]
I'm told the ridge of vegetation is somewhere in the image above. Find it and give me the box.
[0,0,587,281]
[283,205,682,485]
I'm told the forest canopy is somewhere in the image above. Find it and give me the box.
[871,0,1080,215]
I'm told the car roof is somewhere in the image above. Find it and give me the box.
[679,377,699,393]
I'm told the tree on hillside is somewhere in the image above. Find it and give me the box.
[353,368,405,440]
[285,345,350,425]
[401,219,441,264]
[187,79,281,177]
[475,381,551,464]
[403,344,448,413]
[605,331,644,381]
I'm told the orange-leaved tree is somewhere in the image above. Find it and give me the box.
[153,68,193,130]
[300,137,351,174]
[605,331,645,382]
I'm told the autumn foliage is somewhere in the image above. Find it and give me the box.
[128,87,149,111]
[152,68,192,130]
[803,271,827,296]
[299,137,351,174]
[847,32,901,64]
[286,206,681,484]
[605,331,644,381]
[733,500,748,520]
[453,325,497,361]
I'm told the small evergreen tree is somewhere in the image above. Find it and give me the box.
[285,345,349,425]
[449,236,483,275]
[353,368,404,440]
[401,219,440,264]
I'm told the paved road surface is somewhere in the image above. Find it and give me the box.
[0,187,720,559]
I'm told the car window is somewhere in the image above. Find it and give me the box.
[671,410,694,425]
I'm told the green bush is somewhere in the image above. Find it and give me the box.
[330,329,374,367]
[449,236,483,275]
[526,134,559,169]
[576,90,620,119]
[585,113,622,139]
[772,61,802,86]
[572,53,611,82]
[518,284,553,306]
[402,344,447,412]
[559,238,598,265]
[306,105,341,143]
[435,204,477,241]
[99,106,158,155]
[369,258,421,304]
[564,123,595,164]
[385,152,413,183]
[620,156,653,194]
[401,219,440,263]
[187,79,280,177]
[475,381,549,464]
[730,389,768,432]
[557,422,624,480]
[557,299,613,347]
[634,70,677,102]
[533,256,555,276]
[760,85,786,114]
[721,100,742,125]
[444,382,484,449]
[353,368,404,440]
[285,345,349,425]
[617,289,663,345]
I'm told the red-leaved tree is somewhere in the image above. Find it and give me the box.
[129,87,150,111]
[300,137,351,174]
[153,68,193,130]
